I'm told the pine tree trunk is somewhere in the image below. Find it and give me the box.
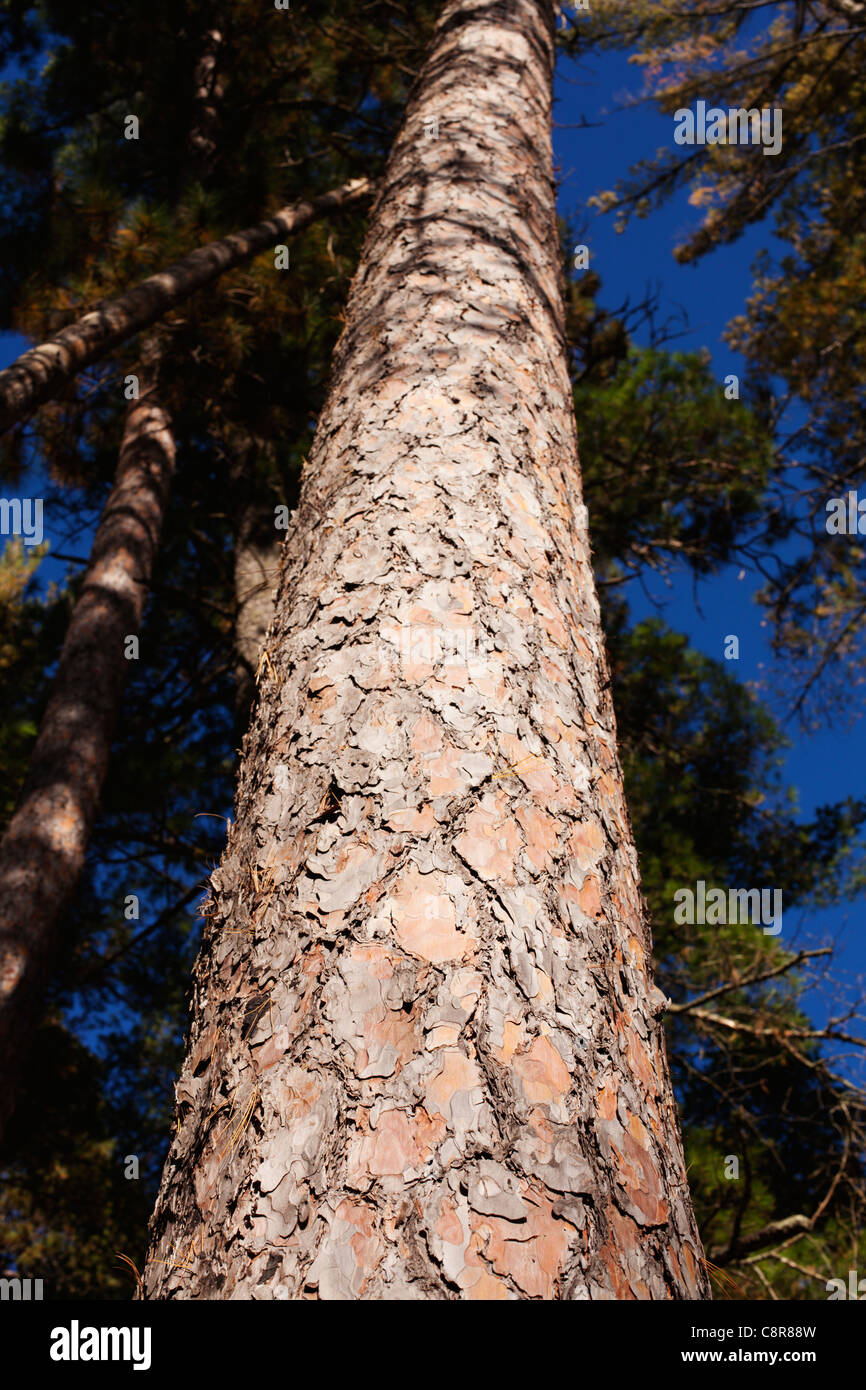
[187,29,224,178]
[225,438,282,716]
[0,362,175,1136]
[143,0,710,1300]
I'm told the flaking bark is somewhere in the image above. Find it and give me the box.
[143,0,710,1300]
[0,364,175,1136]
[0,178,373,435]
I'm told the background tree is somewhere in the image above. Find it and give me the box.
[572,0,866,725]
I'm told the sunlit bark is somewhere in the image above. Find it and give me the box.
[143,0,709,1300]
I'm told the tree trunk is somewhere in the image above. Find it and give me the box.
[143,0,710,1300]
[233,512,281,717]
[0,178,373,435]
[187,29,224,179]
[223,435,283,716]
[0,359,175,1137]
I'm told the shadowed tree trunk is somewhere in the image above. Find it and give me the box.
[233,513,282,716]
[0,358,175,1137]
[224,436,283,717]
[0,178,373,435]
[187,28,224,178]
[143,0,710,1300]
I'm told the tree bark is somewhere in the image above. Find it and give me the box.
[143,0,710,1300]
[0,178,373,435]
[0,361,175,1138]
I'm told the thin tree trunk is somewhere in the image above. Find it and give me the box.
[222,434,283,715]
[143,0,710,1300]
[0,361,175,1137]
[233,513,281,716]
[0,178,373,435]
[187,29,224,177]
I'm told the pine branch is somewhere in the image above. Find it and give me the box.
[0,177,375,435]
